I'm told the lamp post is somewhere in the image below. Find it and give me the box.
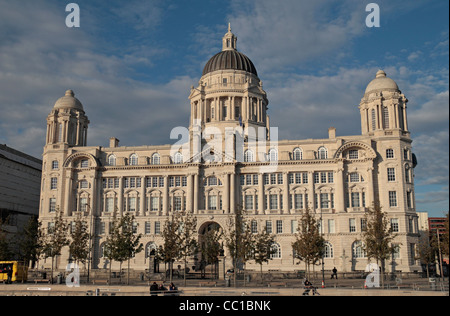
[320,197,329,288]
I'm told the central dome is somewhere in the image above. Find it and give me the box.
[202,24,258,77]
[202,49,258,76]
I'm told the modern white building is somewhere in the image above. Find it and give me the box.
[38,26,421,274]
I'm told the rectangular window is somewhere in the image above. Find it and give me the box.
[276,220,283,234]
[270,174,277,185]
[389,191,397,207]
[253,174,258,185]
[314,173,320,184]
[80,198,88,213]
[291,220,298,234]
[105,197,114,213]
[391,218,399,232]
[128,197,136,212]
[251,220,258,234]
[49,198,56,213]
[245,195,254,210]
[321,172,327,183]
[145,222,151,235]
[328,172,334,183]
[269,195,278,210]
[320,193,329,208]
[51,177,58,190]
[303,173,308,184]
[208,195,217,210]
[351,192,360,208]
[349,218,356,232]
[266,221,273,234]
[361,218,367,232]
[294,194,303,209]
[174,196,182,211]
[387,168,396,182]
[349,173,359,182]
[386,149,394,159]
[348,150,359,159]
[151,197,159,211]
[328,219,335,233]
[155,222,160,235]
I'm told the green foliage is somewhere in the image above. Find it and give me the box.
[291,208,325,277]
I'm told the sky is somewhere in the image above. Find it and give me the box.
[0,0,448,217]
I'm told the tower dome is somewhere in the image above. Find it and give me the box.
[202,23,258,77]
[365,70,399,94]
[54,90,84,111]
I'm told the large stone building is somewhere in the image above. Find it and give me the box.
[39,26,421,274]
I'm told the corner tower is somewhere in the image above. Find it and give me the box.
[359,70,409,138]
[45,90,89,147]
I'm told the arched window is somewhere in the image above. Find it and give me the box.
[270,243,281,259]
[318,147,328,159]
[293,148,302,160]
[352,241,366,258]
[174,152,183,164]
[244,150,254,162]
[324,242,334,258]
[151,153,160,165]
[129,154,138,166]
[268,148,278,162]
[108,155,116,166]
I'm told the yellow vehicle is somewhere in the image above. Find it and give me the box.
[0,261,28,283]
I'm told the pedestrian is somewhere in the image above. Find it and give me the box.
[6,265,13,284]
[150,281,158,296]
[331,267,338,279]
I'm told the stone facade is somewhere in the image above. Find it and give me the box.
[38,26,421,273]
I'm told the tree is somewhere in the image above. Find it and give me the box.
[291,208,325,279]
[0,217,12,261]
[104,213,143,284]
[18,216,41,272]
[40,209,70,283]
[252,226,276,282]
[417,232,436,278]
[201,227,223,280]
[225,208,254,286]
[177,211,198,286]
[442,213,449,257]
[69,214,90,269]
[361,202,397,287]
[161,214,182,282]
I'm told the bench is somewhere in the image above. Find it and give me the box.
[268,282,287,288]
[199,281,217,287]
[92,279,109,285]
[34,279,51,284]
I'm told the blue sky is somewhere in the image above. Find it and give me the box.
[0,0,448,216]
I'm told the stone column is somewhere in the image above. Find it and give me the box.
[194,174,199,214]
[163,175,169,215]
[335,163,345,213]
[223,173,229,213]
[283,172,289,214]
[230,173,236,214]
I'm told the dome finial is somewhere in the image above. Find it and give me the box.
[222,23,237,51]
